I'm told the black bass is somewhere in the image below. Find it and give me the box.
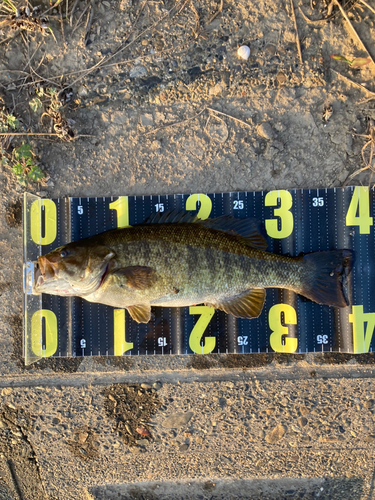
[34,210,354,323]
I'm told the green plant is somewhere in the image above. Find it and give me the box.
[0,142,45,186]
[0,0,17,14]
[330,54,371,68]
[29,87,61,113]
[0,112,19,133]
[29,97,43,112]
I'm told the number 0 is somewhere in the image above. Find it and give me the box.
[30,199,57,245]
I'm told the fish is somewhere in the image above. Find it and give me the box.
[34,210,354,323]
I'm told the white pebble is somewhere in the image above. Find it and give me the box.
[237,45,250,60]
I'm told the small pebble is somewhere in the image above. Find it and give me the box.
[237,45,250,61]
[256,122,275,140]
[1,388,12,396]
[265,423,286,444]
[162,412,193,429]
[153,382,162,390]
[141,383,152,390]
[297,416,308,428]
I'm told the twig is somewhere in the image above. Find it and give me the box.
[22,41,41,72]
[333,0,375,67]
[84,3,94,47]
[139,106,253,138]
[29,63,62,89]
[206,0,223,26]
[71,0,92,35]
[298,6,331,26]
[290,0,303,65]
[139,107,207,137]
[358,0,375,15]
[0,132,94,137]
[207,107,253,129]
[69,0,79,26]
[330,68,375,96]
[59,4,67,49]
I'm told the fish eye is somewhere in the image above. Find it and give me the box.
[60,250,69,258]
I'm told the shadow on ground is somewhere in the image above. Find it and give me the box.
[90,477,365,500]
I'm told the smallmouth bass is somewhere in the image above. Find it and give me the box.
[34,210,354,323]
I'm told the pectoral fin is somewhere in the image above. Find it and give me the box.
[208,288,266,319]
[113,266,157,290]
[127,304,151,323]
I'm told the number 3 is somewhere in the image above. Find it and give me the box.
[265,190,294,239]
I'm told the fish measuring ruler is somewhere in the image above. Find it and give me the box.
[23,187,375,365]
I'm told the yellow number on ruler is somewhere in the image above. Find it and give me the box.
[109,199,131,352]
[189,306,215,354]
[346,186,373,235]
[30,199,57,245]
[349,305,375,353]
[185,193,212,220]
[269,304,297,353]
[265,190,294,239]
[31,309,58,357]
[109,196,130,228]
[113,309,133,355]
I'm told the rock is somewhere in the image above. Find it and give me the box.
[129,65,147,78]
[276,72,286,85]
[153,381,162,390]
[206,119,228,143]
[141,383,152,390]
[162,412,193,429]
[265,407,276,415]
[77,85,89,97]
[256,122,275,140]
[265,423,286,443]
[299,406,310,416]
[77,432,89,444]
[297,416,308,428]
[179,443,189,452]
[1,388,12,396]
[209,82,226,96]
[140,114,153,127]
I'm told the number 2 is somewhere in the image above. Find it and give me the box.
[233,200,244,210]
[188,306,215,354]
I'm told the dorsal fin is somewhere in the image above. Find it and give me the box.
[142,210,267,250]
[143,209,198,225]
[199,216,268,250]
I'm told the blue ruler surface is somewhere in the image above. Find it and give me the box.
[22,187,375,365]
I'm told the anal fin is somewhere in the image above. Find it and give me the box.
[209,288,266,319]
[127,304,151,323]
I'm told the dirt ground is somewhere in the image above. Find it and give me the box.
[1,0,375,498]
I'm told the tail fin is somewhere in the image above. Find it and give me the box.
[299,250,354,307]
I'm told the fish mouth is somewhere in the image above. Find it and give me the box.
[36,256,59,287]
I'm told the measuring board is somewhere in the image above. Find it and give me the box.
[23,187,375,365]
